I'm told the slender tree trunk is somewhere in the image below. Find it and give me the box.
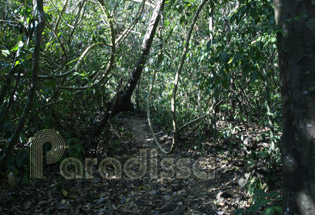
[88,0,166,137]
[110,0,165,115]
[274,1,315,214]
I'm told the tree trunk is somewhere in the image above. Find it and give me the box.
[88,0,166,137]
[274,1,315,214]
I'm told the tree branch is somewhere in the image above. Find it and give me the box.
[171,0,209,151]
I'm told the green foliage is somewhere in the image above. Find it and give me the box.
[6,149,30,185]
[0,2,282,210]
[234,189,282,215]
[68,141,85,160]
[0,1,287,215]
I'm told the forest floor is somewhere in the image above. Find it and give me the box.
[0,112,281,214]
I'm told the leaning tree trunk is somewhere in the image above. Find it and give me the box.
[89,0,166,137]
[274,1,315,214]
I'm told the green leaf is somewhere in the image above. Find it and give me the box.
[248,199,271,213]
[234,208,245,215]
[263,207,275,215]
[62,189,68,197]
[228,57,233,64]
[274,206,282,213]
[26,53,32,60]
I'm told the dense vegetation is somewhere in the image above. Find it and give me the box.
[0,0,303,214]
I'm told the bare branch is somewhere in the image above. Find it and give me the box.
[55,0,69,32]
[171,0,209,150]
[45,22,68,62]
[37,42,111,79]
[126,0,154,8]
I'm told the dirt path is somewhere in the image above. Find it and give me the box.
[117,114,155,148]
[0,113,248,215]
[112,113,244,215]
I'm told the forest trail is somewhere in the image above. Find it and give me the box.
[0,113,248,215]
[117,114,154,149]
[109,113,246,215]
